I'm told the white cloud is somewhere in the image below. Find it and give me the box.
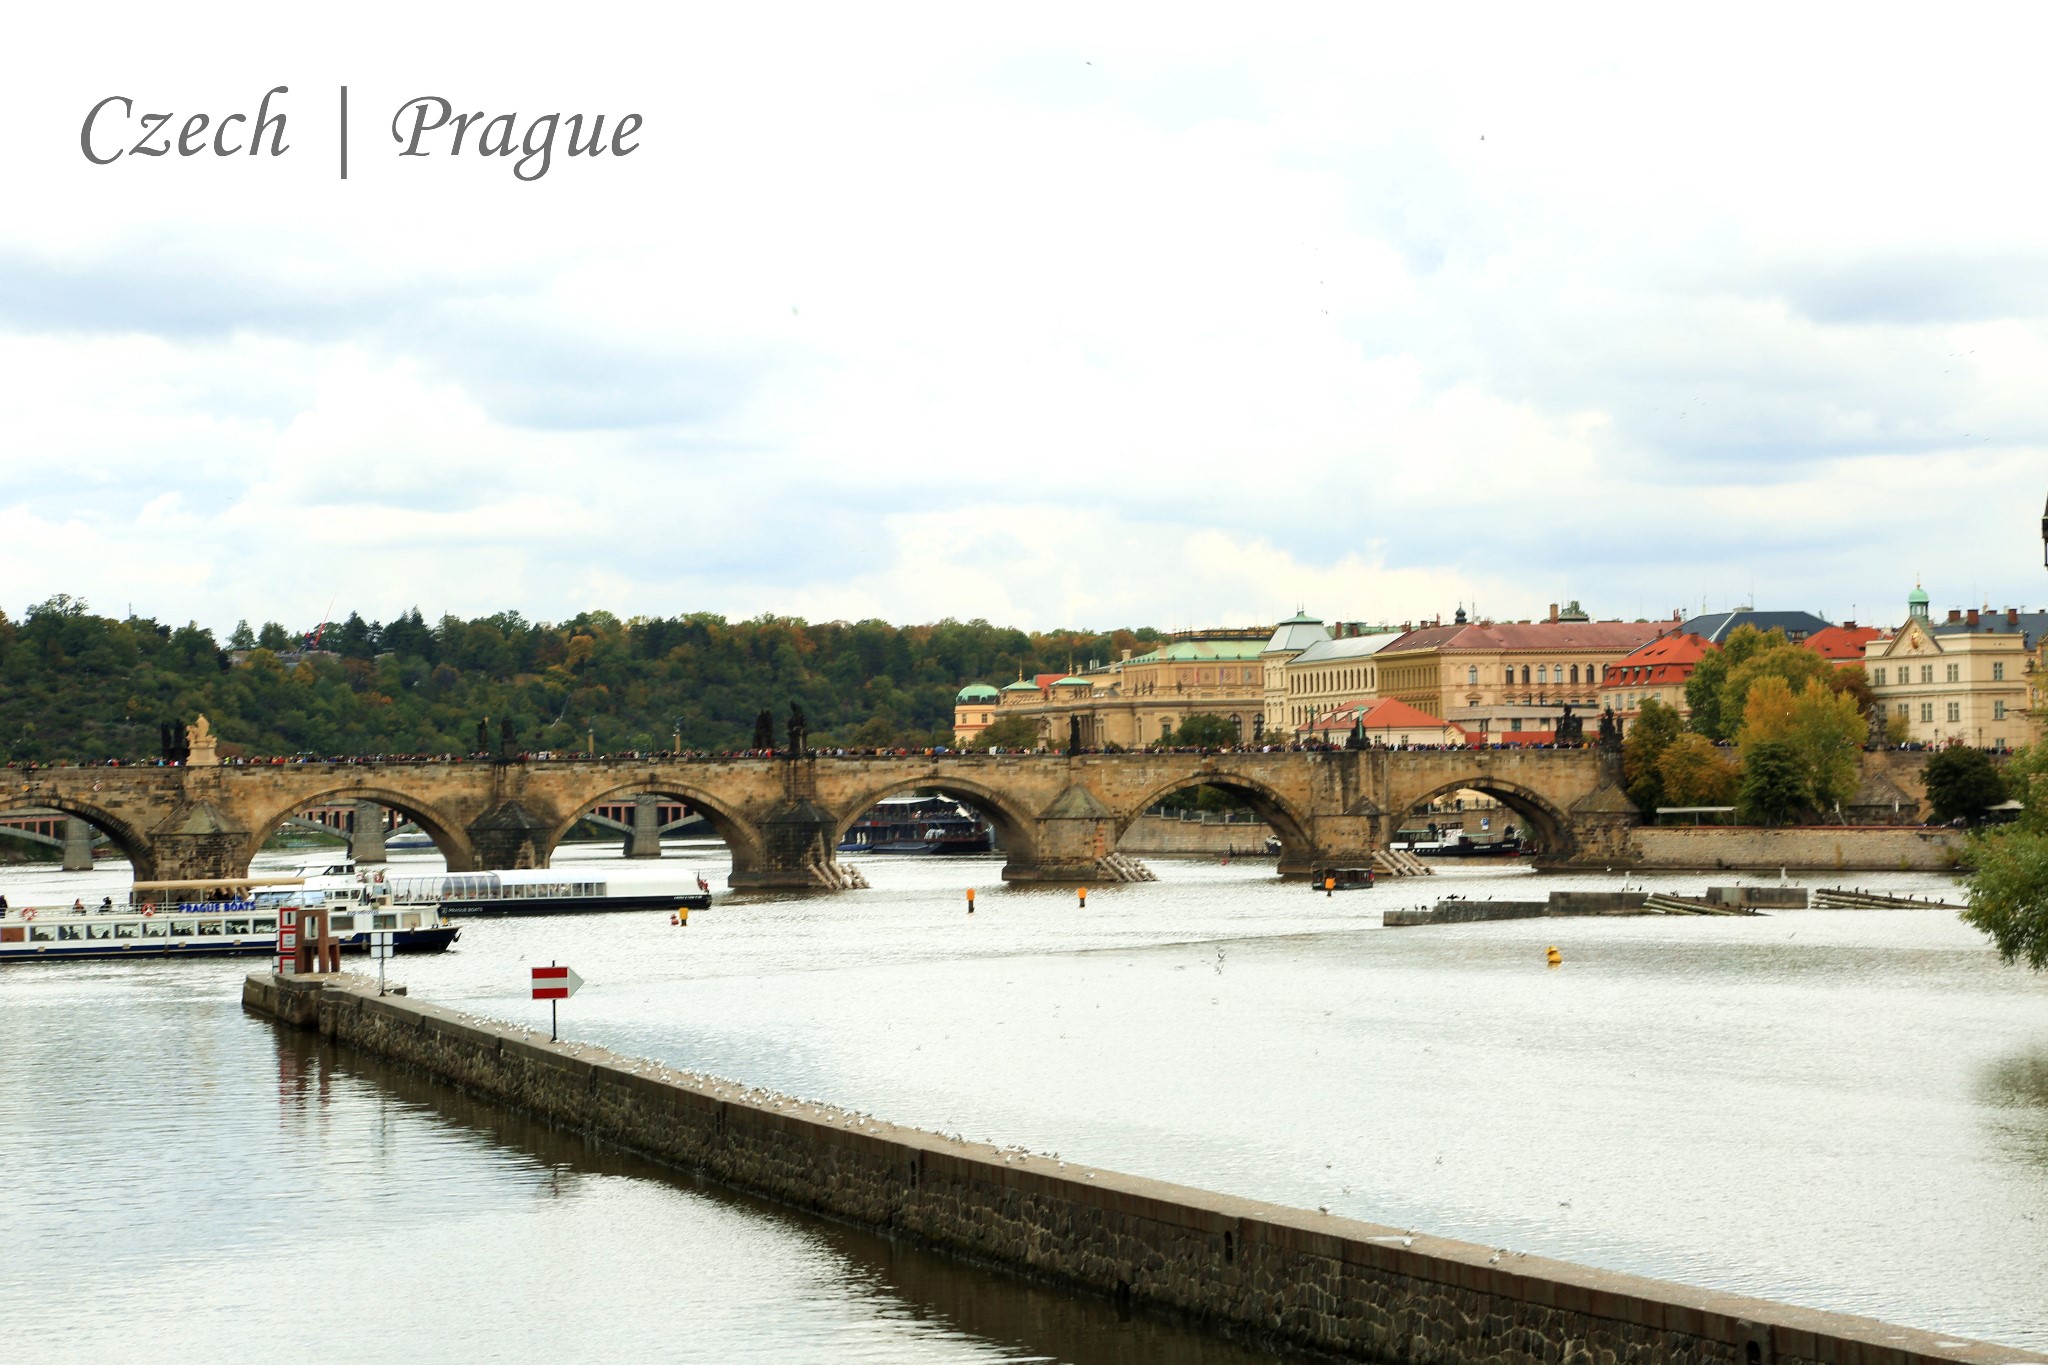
[1,2,2044,636]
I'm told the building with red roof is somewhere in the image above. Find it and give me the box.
[1298,697,1471,747]
[1804,623,1883,664]
[1599,631,1711,728]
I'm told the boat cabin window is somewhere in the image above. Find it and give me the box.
[225,919,250,935]
[142,919,169,938]
[115,921,141,939]
[373,913,397,930]
[329,915,354,931]
[86,922,113,940]
[58,924,84,940]
[401,913,420,929]
[253,917,277,933]
[197,920,224,936]
[30,925,57,942]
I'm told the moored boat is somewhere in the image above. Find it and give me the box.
[0,875,459,962]
[363,864,713,917]
[837,795,993,855]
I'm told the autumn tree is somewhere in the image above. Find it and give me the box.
[1924,745,2006,824]
[1621,697,1683,814]
[1657,734,1741,808]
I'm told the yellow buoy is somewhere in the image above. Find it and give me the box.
[966,887,975,914]
[1078,887,1089,908]
[1545,945,1561,968]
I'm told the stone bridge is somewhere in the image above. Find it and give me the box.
[1,748,1930,891]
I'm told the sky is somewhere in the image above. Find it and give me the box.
[3,3,2044,637]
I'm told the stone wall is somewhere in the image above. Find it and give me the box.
[1119,815,1277,855]
[1628,826,1964,872]
[244,972,2039,1365]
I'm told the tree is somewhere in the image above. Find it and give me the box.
[1884,712,1911,745]
[1622,698,1683,814]
[229,620,256,650]
[1719,641,1834,736]
[967,715,1042,750]
[1658,733,1741,808]
[1961,829,2048,969]
[1685,625,1780,739]
[1166,713,1238,748]
[1924,745,2005,824]
[1786,678,1865,813]
[1738,740,1804,826]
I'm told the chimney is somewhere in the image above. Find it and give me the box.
[1548,602,1559,623]
[1948,609,1963,623]
[1967,608,1980,626]
[2008,608,2020,626]
[1120,648,1132,662]
[1842,620,1856,630]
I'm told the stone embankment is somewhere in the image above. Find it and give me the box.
[1627,826,1961,872]
[246,971,2041,1365]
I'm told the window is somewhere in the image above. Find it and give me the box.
[1920,703,1934,722]
[1947,702,1961,723]
[1873,667,1886,686]
[1521,666,1531,685]
[1467,666,1478,685]
[1993,662,2005,681]
[1994,701,2007,720]
[1921,665,1934,684]
[1570,664,1581,685]
[1945,663,1960,683]
[1896,702,1908,716]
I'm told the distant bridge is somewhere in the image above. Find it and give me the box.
[3,750,1928,891]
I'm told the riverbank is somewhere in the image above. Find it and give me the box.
[246,970,2043,1365]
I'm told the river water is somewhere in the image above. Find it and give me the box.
[3,845,2046,1359]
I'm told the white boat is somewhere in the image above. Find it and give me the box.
[0,874,460,963]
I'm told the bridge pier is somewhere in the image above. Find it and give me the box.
[625,793,662,859]
[467,801,546,871]
[61,817,94,872]
[729,799,853,890]
[349,800,387,864]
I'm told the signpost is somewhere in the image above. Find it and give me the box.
[531,962,583,1041]
[370,929,393,995]
[275,907,299,977]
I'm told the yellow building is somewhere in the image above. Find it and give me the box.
[1864,591,2039,749]
[971,630,1272,748]
[1282,604,1665,741]
[951,683,1002,743]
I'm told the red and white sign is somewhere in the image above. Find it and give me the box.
[531,965,584,1000]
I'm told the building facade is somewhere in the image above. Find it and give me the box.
[968,630,1272,748]
[1865,596,2042,749]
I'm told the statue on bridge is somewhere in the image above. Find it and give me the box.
[500,716,516,760]
[1597,706,1622,752]
[787,702,807,754]
[1555,703,1584,747]
[1068,715,1083,753]
[476,718,489,755]
[753,709,775,751]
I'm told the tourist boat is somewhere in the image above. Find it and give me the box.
[1394,829,1526,859]
[330,862,713,917]
[1312,866,1375,891]
[837,795,993,854]
[0,876,459,962]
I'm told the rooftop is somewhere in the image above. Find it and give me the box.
[1383,620,1669,654]
[1263,611,1332,657]
[1290,632,1407,665]
[1679,608,1831,645]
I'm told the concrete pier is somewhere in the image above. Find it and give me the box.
[244,971,2043,1365]
[626,792,661,858]
[60,817,94,871]
[348,800,387,864]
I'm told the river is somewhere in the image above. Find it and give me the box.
[2,845,2045,1359]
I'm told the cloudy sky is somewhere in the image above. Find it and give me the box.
[4,3,2043,636]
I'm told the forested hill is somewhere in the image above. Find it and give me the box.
[0,596,1164,761]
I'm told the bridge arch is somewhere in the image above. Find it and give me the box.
[541,782,765,881]
[243,787,479,873]
[829,774,1040,873]
[1118,772,1315,871]
[1396,775,1574,858]
[0,795,151,874]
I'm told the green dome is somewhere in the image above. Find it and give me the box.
[956,683,1000,702]
[1907,584,1930,606]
